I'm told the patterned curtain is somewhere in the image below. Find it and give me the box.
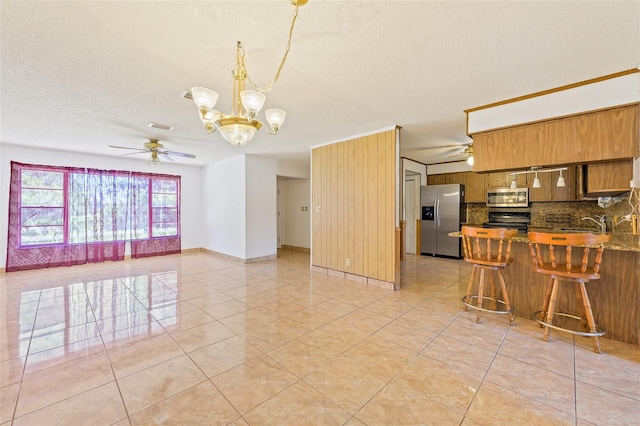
[130,171,181,259]
[6,162,180,272]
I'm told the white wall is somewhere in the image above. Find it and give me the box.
[245,155,277,259]
[201,155,246,259]
[1,145,312,267]
[281,178,310,249]
[0,144,203,268]
[427,162,473,175]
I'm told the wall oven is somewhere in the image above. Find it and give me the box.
[486,188,529,208]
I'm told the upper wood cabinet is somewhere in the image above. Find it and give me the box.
[553,166,576,201]
[528,172,553,202]
[464,172,487,203]
[585,161,633,195]
[427,174,446,185]
[487,172,508,188]
[472,104,639,172]
[445,172,466,185]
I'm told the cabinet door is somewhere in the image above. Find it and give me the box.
[445,172,466,185]
[465,173,487,203]
[553,166,576,201]
[427,174,445,185]
[586,161,633,194]
[487,172,509,188]
[529,172,553,202]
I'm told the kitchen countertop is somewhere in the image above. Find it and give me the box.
[451,226,640,252]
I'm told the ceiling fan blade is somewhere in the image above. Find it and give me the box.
[165,150,196,159]
[159,153,174,162]
[108,145,145,151]
[119,150,147,156]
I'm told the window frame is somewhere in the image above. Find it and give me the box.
[18,167,68,248]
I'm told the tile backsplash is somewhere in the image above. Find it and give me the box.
[466,196,635,234]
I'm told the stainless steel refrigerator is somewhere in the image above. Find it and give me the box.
[420,184,465,258]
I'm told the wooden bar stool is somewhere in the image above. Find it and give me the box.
[461,226,518,325]
[527,232,611,353]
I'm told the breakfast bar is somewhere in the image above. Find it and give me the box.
[450,230,640,345]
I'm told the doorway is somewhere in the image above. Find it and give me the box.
[404,173,420,254]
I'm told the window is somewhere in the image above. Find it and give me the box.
[20,169,65,246]
[151,178,179,237]
[7,162,181,272]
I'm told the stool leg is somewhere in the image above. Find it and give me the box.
[489,269,497,310]
[497,269,514,325]
[476,268,485,324]
[574,282,589,333]
[464,266,477,311]
[578,281,601,354]
[543,279,559,342]
[539,277,554,328]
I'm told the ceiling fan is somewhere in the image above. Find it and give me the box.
[108,139,196,165]
[448,143,474,165]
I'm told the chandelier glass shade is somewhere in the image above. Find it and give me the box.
[191,0,304,146]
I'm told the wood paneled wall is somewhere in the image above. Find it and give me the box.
[312,130,397,283]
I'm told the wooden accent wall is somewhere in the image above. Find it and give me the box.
[472,104,639,172]
[312,130,397,284]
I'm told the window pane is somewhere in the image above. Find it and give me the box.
[152,179,177,193]
[21,189,64,207]
[152,207,177,223]
[151,193,176,207]
[21,170,63,189]
[21,225,64,245]
[21,207,64,226]
[152,222,177,237]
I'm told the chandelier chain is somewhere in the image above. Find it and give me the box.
[239,4,300,93]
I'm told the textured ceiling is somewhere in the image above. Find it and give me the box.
[1,1,638,167]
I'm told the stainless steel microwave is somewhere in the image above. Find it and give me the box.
[486,188,529,207]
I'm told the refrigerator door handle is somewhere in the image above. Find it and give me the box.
[435,198,440,228]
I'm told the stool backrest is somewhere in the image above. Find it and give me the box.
[527,232,610,275]
[461,226,518,263]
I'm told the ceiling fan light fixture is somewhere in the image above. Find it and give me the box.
[190,1,304,145]
[146,151,162,166]
[467,156,474,166]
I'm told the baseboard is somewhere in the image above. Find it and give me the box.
[310,265,398,290]
[200,248,277,264]
[281,245,310,253]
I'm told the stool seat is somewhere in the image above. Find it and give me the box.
[528,231,611,353]
[461,226,518,324]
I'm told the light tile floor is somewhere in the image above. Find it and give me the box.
[1,250,639,425]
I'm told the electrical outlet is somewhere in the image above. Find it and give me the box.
[345,258,350,266]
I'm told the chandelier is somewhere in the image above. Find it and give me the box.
[190,0,307,146]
